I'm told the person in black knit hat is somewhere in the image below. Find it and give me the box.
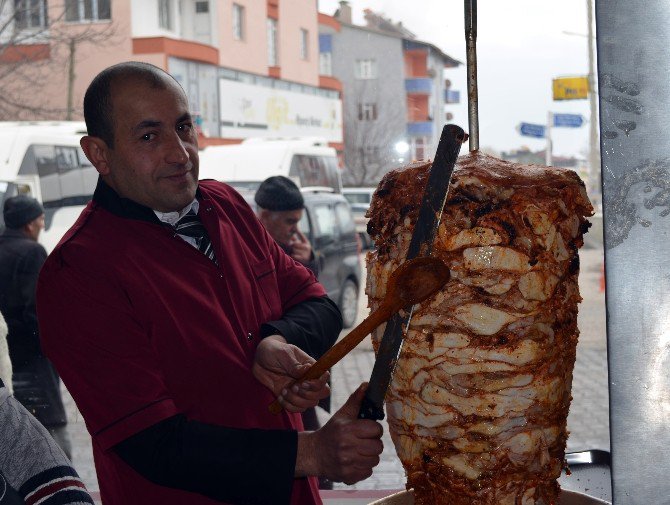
[255,176,333,489]
[0,195,71,459]
[255,176,319,276]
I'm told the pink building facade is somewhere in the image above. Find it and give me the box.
[0,0,343,149]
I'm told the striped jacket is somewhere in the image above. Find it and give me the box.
[0,379,93,505]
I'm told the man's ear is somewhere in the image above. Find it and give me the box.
[80,136,111,175]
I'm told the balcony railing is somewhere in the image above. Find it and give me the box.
[405,77,432,94]
[407,121,434,136]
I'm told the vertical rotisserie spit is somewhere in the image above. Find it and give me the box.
[366,152,594,505]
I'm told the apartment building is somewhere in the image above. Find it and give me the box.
[0,0,343,148]
[318,2,460,185]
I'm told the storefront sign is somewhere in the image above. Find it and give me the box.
[219,79,343,142]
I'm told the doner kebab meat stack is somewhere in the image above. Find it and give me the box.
[365,152,594,505]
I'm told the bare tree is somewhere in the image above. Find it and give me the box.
[0,0,116,120]
[342,77,407,187]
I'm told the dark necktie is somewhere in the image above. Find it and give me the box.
[174,210,218,265]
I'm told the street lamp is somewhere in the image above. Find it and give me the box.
[394,141,409,155]
[394,140,410,163]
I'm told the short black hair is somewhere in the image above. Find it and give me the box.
[255,176,304,211]
[83,61,181,148]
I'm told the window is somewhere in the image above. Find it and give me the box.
[318,34,333,75]
[335,203,356,235]
[313,205,336,239]
[14,0,47,30]
[358,103,378,121]
[158,0,172,30]
[267,18,278,66]
[195,1,209,13]
[65,0,111,22]
[30,144,95,209]
[411,136,429,161]
[319,52,332,76]
[358,146,381,166]
[232,3,244,40]
[289,155,340,193]
[300,28,309,60]
[355,58,377,79]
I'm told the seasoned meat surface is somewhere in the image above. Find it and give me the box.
[366,152,593,505]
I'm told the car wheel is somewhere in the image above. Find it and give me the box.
[339,278,359,329]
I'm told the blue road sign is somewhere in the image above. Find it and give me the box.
[553,113,584,127]
[519,122,546,138]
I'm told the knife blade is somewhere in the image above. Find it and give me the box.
[358,124,466,420]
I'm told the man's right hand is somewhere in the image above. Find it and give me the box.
[295,383,384,484]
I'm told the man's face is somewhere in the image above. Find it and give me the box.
[260,209,304,247]
[98,76,199,212]
[26,214,45,241]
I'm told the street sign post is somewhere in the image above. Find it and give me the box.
[519,122,546,138]
[553,113,584,128]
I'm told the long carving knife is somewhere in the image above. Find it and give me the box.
[358,124,466,420]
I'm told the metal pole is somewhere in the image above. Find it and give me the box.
[464,0,479,152]
[586,0,600,209]
[546,111,553,166]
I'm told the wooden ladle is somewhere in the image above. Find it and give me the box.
[269,255,450,414]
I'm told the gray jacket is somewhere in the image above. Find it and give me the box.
[0,379,93,504]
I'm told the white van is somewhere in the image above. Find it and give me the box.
[0,121,95,252]
[198,137,343,193]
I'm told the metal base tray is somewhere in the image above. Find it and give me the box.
[369,489,611,505]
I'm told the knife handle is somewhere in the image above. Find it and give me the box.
[358,395,385,420]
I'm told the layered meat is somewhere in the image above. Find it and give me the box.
[366,152,594,505]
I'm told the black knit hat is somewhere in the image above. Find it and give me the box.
[254,176,304,211]
[3,195,44,229]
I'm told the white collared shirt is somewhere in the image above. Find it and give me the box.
[153,199,200,249]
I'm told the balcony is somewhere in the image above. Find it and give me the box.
[405,77,432,94]
[407,121,434,136]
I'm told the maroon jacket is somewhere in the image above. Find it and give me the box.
[37,180,329,505]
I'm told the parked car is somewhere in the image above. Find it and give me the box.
[348,202,372,250]
[342,187,376,250]
[240,188,362,328]
[342,187,376,206]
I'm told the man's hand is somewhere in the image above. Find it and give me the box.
[296,383,384,484]
[289,230,312,264]
[252,335,329,413]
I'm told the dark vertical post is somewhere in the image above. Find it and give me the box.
[464,0,478,152]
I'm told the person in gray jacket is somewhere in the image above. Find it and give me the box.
[0,312,93,505]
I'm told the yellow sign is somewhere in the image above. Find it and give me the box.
[553,76,589,100]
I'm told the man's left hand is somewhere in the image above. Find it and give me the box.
[253,335,330,413]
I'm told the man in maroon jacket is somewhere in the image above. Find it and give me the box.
[36,61,383,505]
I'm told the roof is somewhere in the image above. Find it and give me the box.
[322,8,462,67]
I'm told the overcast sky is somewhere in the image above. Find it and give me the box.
[318,0,595,158]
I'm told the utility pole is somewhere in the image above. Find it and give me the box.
[66,38,76,121]
[546,111,553,166]
[586,0,601,209]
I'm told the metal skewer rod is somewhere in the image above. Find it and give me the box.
[464,0,479,152]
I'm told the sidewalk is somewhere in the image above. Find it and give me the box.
[63,245,609,495]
